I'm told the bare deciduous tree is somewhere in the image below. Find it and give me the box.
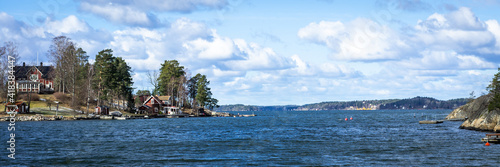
[0,41,19,102]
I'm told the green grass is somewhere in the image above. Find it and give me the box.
[29,101,48,108]
[1,93,137,117]
[30,108,83,117]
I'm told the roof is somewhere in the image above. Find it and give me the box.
[6,101,27,106]
[143,95,162,105]
[157,96,171,101]
[14,65,54,80]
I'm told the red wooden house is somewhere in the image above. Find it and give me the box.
[141,95,171,115]
[95,106,109,115]
[14,62,55,94]
[4,102,28,114]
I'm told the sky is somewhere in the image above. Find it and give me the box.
[1,0,500,105]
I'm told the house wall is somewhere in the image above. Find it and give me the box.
[14,65,55,94]
[144,97,162,114]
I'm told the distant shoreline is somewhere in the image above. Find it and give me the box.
[216,96,469,112]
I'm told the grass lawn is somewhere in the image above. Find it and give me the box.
[1,93,138,117]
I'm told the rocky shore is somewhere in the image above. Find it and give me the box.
[446,94,500,132]
[0,115,73,121]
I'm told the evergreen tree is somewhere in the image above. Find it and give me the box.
[207,98,220,111]
[195,75,211,108]
[93,49,115,105]
[115,57,134,110]
[488,68,500,111]
[93,49,133,110]
[188,73,202,106]
[158,60,185,106]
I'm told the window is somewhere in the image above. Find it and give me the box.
[30,74,38,81]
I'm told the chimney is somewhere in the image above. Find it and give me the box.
[23,62,25,67]
[40,62,43,67]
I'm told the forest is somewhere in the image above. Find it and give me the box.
[216,96,470,111]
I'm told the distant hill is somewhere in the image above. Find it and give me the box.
[215,96,470,111]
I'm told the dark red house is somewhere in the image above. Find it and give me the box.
[141,95,171,115]
[95,106,109,115]
[14,62,55,94]
[4,102,28,114]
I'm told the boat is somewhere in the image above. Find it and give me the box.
[164,106,189,118]
[419,120,443,124]
[109,111,123,117]
[115,117,127,120]
[481,133,500,143]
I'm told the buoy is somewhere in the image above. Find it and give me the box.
[345,118,348,121]
[486,142,491,146]
[350,117,353,120]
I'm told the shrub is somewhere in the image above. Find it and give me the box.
[54,92,69,103]
[18,93,40,101]
[31,94,40,101]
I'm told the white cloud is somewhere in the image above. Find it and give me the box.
[79,0,228,27]
[0,12,25,42]
[289,55,316,76]
[196,65,242,79]
[416,7,485,31]
[397,50,495,71]
[485,19,500,54]
[297,21,345,44]
[414,7,496,54]
[222,39,294,71]
[0,13,105,63]
[169,18,210,41]
[183,30,236,60]
[297,86,308,92]
[80,2,159,27]
[3,6,500,105]
[298,18,410,61]
[44,15,90,36]
[282,55,362,78]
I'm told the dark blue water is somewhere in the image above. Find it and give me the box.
[1,110,499,166]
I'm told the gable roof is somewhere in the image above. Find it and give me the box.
[143,95,162,105]
[14,65,54,80]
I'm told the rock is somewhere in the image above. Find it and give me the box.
[446,94,491,120]
[450,94,500,132]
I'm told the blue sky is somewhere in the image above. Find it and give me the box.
[1,0,500,105]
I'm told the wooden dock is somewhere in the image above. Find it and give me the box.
[481,133,500,143]
[419,120,444,124]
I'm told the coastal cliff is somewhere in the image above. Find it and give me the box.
[446,94,500,132]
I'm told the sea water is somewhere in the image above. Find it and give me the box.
[1,110,499,166]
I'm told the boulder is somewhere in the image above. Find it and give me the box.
[452,94,500,132]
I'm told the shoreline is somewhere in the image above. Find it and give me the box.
[0,111,252,122]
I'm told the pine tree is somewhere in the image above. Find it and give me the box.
[158,60,185,106]
[487,68,500,111]
[195,75,211,108]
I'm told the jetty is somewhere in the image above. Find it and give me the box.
[481,134,500,143]
[419,120,444,124]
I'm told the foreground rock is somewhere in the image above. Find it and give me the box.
[446,94,500,132]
